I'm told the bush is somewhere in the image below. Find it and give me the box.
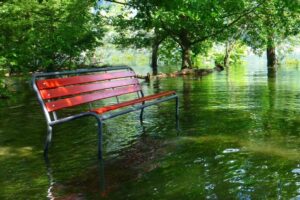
[0,79,10,98]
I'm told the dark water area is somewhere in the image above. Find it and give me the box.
[0,63,300,199]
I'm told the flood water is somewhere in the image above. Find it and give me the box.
[1,61,300,199]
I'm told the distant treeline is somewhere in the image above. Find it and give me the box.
[0,0,299,75]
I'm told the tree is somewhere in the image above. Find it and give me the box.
[221,26,247,67]
[243,0,300,74]
[109,2,168,75]
[118,0,265,70]
[0,0,105,73]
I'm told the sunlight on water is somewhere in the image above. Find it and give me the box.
[0,146,33,157]
[182,135,300,161]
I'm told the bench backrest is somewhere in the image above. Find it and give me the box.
[32,66,142,122]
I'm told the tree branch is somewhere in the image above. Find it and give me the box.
[191,2,266,45]
[159,19,184,48]
[104,0,129,6]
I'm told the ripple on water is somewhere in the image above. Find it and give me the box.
[193,157,205,164]
[205,183,215,190]
[222,148,240,154]
[290,195,300,200]
[214,155,225,159]
[234,169,246,175]
[292,168,300,175]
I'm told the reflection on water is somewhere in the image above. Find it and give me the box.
[0,63,300,199]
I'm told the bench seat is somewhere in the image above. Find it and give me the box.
[92,91,176,114]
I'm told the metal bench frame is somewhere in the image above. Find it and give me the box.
[32,66,179,159]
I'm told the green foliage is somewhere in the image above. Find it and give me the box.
[2,0,298,73]
[0,79,10,98]
[110,3,155,49]
[193,43,247,68]
[223,43,247,65]
[111,0,273,69]
[85,43,150,67]
[230,45,247,64]
[109,0,300,70]
[285,59,300,66]
[243,0,300,57]
[277,35,300,63]
[157,38,181,66]
[0,0,105,73]
[193,55,213,69]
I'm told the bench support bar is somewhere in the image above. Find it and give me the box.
[44,113,104,159]
[96,118,103,159]
[44,126,53,157]
[176,96,179,131]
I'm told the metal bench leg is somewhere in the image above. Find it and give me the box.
[98,159,106,197]
[140,108,144,125]
[175,97,179,131]
[96,118,103,159]
[44,125,53,157]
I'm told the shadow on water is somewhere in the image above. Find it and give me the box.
[44,156,105,199]
[43,131,174,199]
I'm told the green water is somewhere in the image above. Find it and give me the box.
[0,62,300,199]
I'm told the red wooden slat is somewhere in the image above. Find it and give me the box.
[45,85,141,112]
[37,71,135,90]
[92,91,176,114]
[40,79,139,100]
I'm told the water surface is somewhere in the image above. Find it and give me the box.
[0,63,300,199]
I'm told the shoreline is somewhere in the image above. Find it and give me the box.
[136,68,217,81]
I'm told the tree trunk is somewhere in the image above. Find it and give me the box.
[267,45,276,68]
[267,44,276,77]
[224,50,231,68]
[181,45,193,70]
[266,34,276,78]
[151,33,165,75]
[224,41,234,67]
[151,42,159,75]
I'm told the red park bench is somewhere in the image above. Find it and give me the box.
[32,66,179,159]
